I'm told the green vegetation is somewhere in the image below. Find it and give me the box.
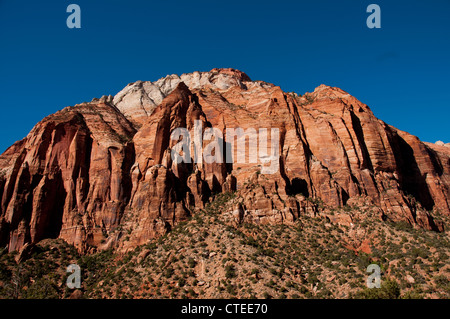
[300,93,316,106]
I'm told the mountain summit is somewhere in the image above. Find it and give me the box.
[113,68,262,127]
[0,68,449,253]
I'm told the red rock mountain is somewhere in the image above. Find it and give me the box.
[0,68,449,253]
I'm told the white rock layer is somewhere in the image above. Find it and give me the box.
[112,68,271,127]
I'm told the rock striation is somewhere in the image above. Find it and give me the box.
[0,68,449,253]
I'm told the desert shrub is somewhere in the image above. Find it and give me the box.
[187,257,196,268]
[22,278,59,299]
[225,264,237,279]
[354,279,401,299]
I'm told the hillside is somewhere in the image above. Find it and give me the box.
[0,192,449,299]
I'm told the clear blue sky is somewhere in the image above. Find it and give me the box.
[0,0,449,152]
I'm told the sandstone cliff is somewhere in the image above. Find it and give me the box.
[0,68,448,253]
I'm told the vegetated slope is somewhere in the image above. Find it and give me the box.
[1,192,448,299]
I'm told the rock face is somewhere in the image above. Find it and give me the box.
[0,96,136,252]
[0,68,449,253]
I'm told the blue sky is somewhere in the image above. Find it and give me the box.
[0,0,449,152]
